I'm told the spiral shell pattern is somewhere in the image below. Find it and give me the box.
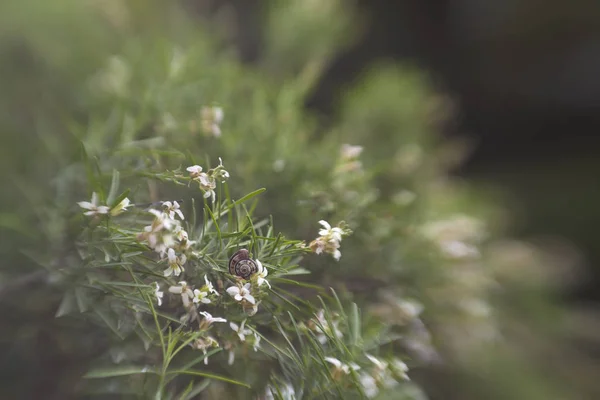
[228,249,258,279]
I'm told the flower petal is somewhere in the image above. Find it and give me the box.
[319,220,331,230]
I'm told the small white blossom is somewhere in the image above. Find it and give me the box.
[199,311,227,329]
[193,275,218,304]
[341,144,363,160]
[78,192,110,216]
[215,157,230,182]
[253,331,261,352]
[204,275,218,295]
[110,197,131,216]
[265,383,296,400]
[230,319,252,342]
[313,309,343,344]
[169,281,194,308]
[186,165,203,177]
[153,282,163,307]
[162,200,184,220]
[226,283,255,305]
[366,354,388,371]
[163,248,186,277]
[439,240,480,260]
[325,357,360,375]
[193,288,211,304]
[310,220,347,261]
[201,106,224,138]
[198,173,216,203]
[319,220,343,242]
[359,373,379,398]
[255,260,271,289]
[191,336,219,365]
[173,226,195,251]
[391,358,409,380]
[139,209,178,255]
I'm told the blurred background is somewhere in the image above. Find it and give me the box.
[1,0,600,399]
[205,0,600,305]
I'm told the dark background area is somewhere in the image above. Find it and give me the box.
[208,0,600,304]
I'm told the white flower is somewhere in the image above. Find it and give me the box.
[193,289,211,304]
[255,260,271,289]
[265,383,296,400]
[174,226,195,251]
[199,311,227,327]
[169,281,194,308]
[139,209,179,254]
[162,201,184,220]
[391,358,409,380]
[215,157,230,182]
[253,331,261,352]
[163,248,186,277]
[198,173,216,203]
[191,336,219,365]
[439,240,480,260]
[153,282,163,307]
[186,165,203,178]
[193,276,218,304]
[310,220,346,261]
[341,144,363,160]
[226,283,255,305]
[78,192,110,216]
[204,275,218,295]
[110,197,131,216]
[325,357,360,375]
[366,354,388,371]
[229,319,252,342]
[313,310,343,344]
[359,373,379,398]
[201,106,224,138]
[318,220,343,242]
[228,349,235,365]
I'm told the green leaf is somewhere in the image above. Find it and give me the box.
[106,169,120,206]
[233,188,266,206]
[349,303,361,349]
[179,380,210,400]
[110,189,131,209]
[84,366,158,378]
[55,291,77,317]
[166,370,250,388]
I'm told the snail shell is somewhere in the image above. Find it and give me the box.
[228,249,258,279]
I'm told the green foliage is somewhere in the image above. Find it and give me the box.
[0,1,579,399]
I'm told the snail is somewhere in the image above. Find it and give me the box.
[228,248,258,280]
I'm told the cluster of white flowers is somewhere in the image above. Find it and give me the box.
[309,220,349,261]
[420,214,485,260]
[186,158,229,203]
[167,275,219,309]
[200,106,224,138]
[136,202,194,276]
[78,192,131,217]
